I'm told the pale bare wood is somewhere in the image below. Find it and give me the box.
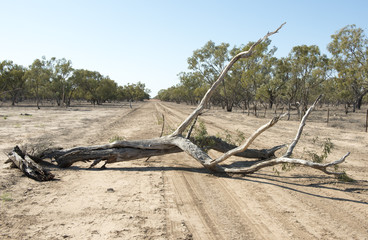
[219,153,350,175]
[284,95,322,158]
[211,114,286,165]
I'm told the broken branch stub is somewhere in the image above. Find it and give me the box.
[8,146,54,181]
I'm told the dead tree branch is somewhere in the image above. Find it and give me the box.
[211,114,287,165]
[284,95,322,158]
[6,22,350,181]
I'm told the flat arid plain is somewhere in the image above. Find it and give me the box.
[1,100,367,239]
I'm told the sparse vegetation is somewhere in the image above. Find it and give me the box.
[1,192,13,202]
[109,135,126,143]
[308,137,334,163]
[337,172,355,182]
[192,120,216,152]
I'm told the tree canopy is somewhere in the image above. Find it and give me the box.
[157,25,368,114]
[0,57,151,107]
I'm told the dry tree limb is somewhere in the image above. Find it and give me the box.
[145,113,166,162]
[284,95,322,158]
[203,136,285,159]
[211,114,287,165]
[208,98,350,176]
[219,153,350,175]
[186,115,199,139]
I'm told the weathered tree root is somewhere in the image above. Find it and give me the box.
[6,23,350,181]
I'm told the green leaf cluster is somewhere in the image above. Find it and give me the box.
[191,120,215,152]
[308,138,334,163]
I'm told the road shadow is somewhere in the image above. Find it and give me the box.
[39,160,368,205]
[232,173,368,205]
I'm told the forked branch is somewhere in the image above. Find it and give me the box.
[284,95,322,158]
[211,114,286,165]
[200,96,350,176]
[220,153,350,175]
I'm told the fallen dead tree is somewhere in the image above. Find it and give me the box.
[6,23,350,181]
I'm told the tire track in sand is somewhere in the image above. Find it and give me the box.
[155,101,368,239]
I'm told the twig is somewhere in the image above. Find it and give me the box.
[146,113,165,162]
[186,115,199,139]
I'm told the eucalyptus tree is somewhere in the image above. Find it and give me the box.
[272,57,295,118]
[187,41,237,111]
[134,82,150,101]
[230,39,277,113]
[120,82,150,105]
[255,56,287,111]
[47,58,74,106]
[0,60,26,105]
[328,24,368,111]
[0,61,8,94]
[24,58,52,109]
[71,69,103,105]
[156,88,171,102]
[177,71,206,105]
[287,45,329,117]
[96,77,118,103]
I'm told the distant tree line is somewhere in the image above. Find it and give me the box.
[0,57,150,108]
[157,25,368,116]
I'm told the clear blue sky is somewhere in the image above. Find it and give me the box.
[1,0,367,97]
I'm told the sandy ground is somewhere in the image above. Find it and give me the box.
[0,101,367,240]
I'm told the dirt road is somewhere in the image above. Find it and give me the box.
[1,101,367,239]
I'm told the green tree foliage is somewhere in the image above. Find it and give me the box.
[24,57,52,109]
[47,58,74,106]
[256,57,287,110]
[0,60,26,105]
[286,45,329,116]
[232,39,277,111]
[178,72,207,104]
[117,82,150,102]
[158,39,280,112]
[71,69,120,105]
[188,41,236,111]
[1,56,151,107]
[73,69,103,104]
[328,24,368,111]
[158,25,367,115]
